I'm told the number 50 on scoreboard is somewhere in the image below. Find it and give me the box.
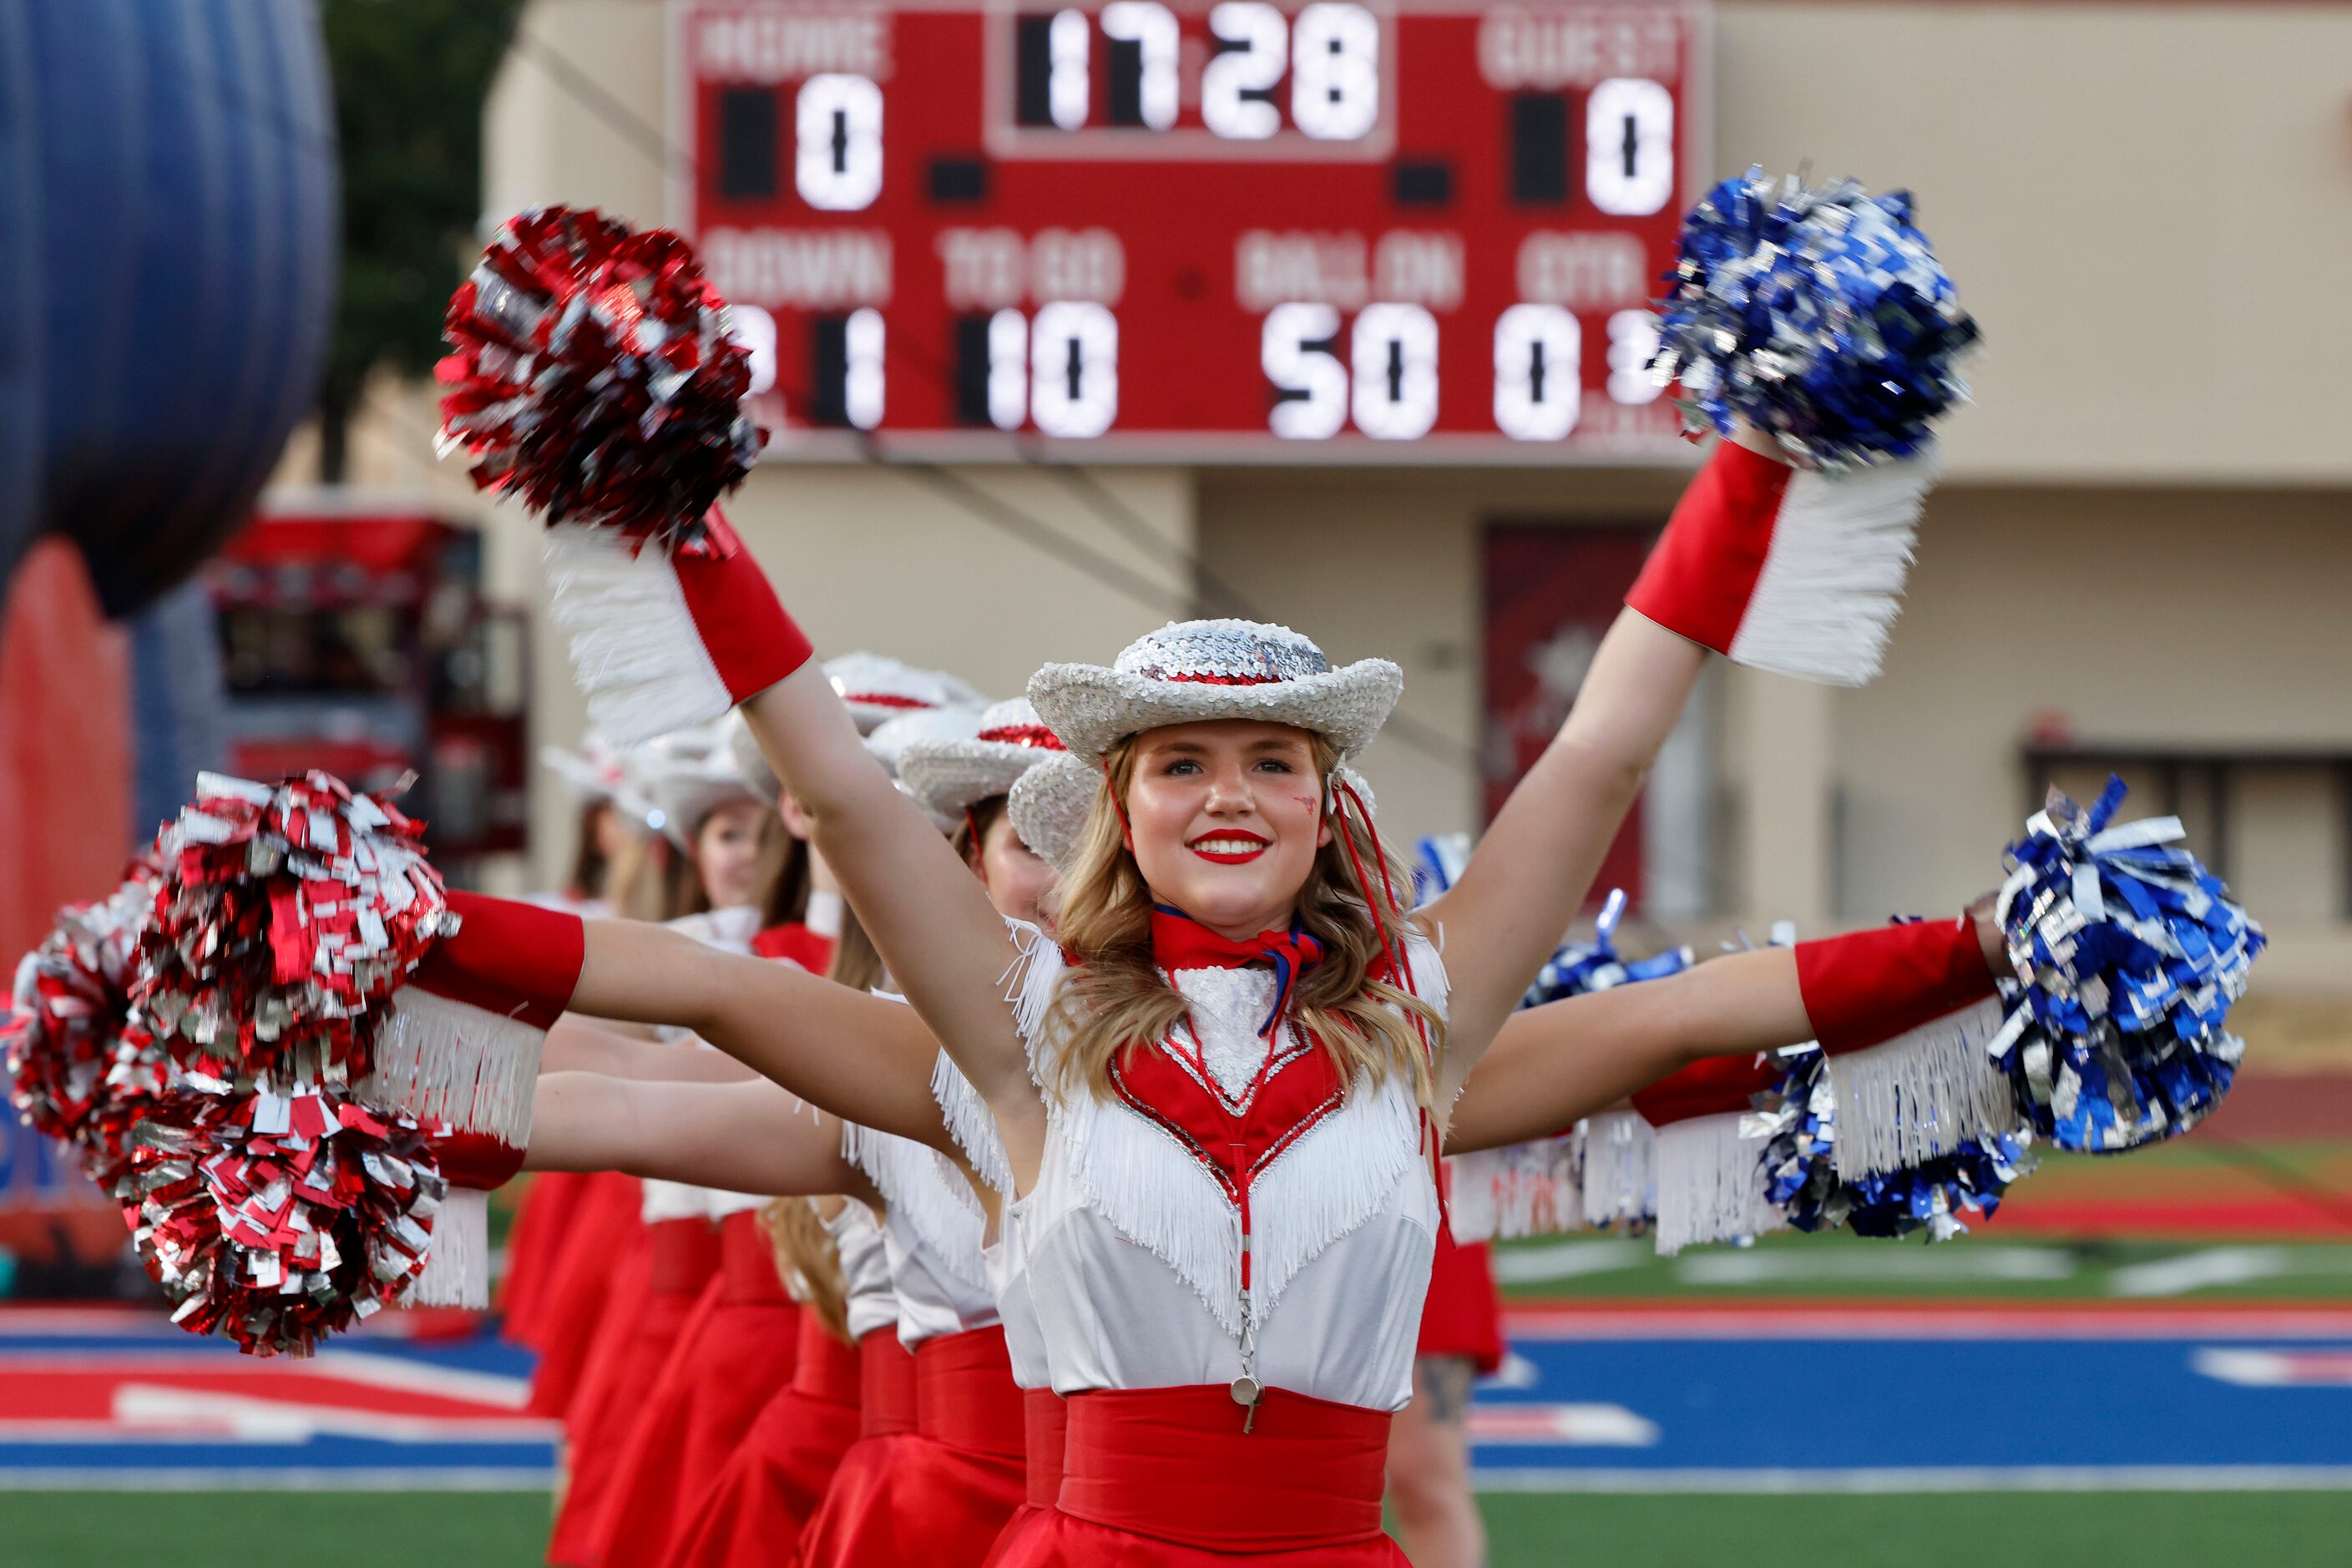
[672,1,1708,461]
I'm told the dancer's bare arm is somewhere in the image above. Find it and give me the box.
[567,919,953,1151]
[1447,909,2006,1150]
[1444,948,1804,1152]
[742,667,1038,1136]
[524,1072,877,1206]
[540,1017,760,1082]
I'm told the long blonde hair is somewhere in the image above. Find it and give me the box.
[1045,732,1442,1110]
[761,1196,849,1343]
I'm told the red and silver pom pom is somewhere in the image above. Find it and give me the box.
[124,1084,445,1357]
[134,772,453,1089]
[7,867,154,1156]
[438,205,766,544]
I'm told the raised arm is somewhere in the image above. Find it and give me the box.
[742,665,1038,1126]
[525,1072,873,1206]
[1446,908,2005,1151]
[1424,432,1793,1056]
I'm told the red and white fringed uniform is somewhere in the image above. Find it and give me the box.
[799,1094,1024,1568]
[664,1201,871,1568]
[990,923,1449,1565]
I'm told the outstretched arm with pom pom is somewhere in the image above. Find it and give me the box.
[1447,912,2003,1154]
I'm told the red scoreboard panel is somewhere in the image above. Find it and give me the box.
[670,2,1707,463]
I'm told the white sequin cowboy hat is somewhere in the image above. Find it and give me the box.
[1027,619,1401,765]
[826,651,985,737]
[633,724,768,848]
[865,704,989,832]
[898,697,1069,825]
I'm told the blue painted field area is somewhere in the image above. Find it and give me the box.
[0,1310,555,1488]
[8,1306,2352,1492]
[1473,1311,2352,1490]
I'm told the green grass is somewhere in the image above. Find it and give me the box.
[0,1490,554,1567]
[1481,1490,2352,1566]
[10,1490,2352,1567]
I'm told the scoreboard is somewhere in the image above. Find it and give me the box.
[670,1,1707,462]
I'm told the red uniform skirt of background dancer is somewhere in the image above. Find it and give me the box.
[594,1210,802,1565]
[977,1389,1065,1568]
[797,1324,1024,1568]
[525,1171,648,1419]
[501,1170,592,1349]
[662,1305,862,1568]
[789,1328,921,1563]
[549,1215,721,1565]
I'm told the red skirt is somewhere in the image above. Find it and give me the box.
[547,1216,721,1567]
[596,1212,800,1565]
[979,1388,1066,1568]
[501,1171,591,1348]
[798,1326,1022,1568]
[661,1308,862,1568]
[527,1172,648,1419]
[1417,1227,1506,1375]
[993,1385,1406,1566]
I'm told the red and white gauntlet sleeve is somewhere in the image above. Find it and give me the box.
[1626,437,1939,686]
[544,509,814,745]
[1629,1054,1789,1256]
[1794,914,2013,1180]
[371,892,585,1307]
[1625,913,2003,1256]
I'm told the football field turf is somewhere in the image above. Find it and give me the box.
[7,1488,2352,1567]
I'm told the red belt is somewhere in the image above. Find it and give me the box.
[1023,1388,1066,1508]
[857,1328,918,1438]
[647,1216,721,1296]
[793,1307,862,1407]
[1058,1385,1392,1552]
[716,1210,790,1306]
[913,1326,1024,1461]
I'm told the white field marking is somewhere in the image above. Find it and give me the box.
[1492,1239,1650,1285]
[1504,1306,2352,1341]
[2192,1348,2352,1388]
[110,1386,558,1445]
[1468,1465,2352,1495]
[1469,1403,1660,1448]
[1478,1351,1540,1392]
[1672,1246,2075,1287]
[2107,1247,2296,1298]
[0,1467,556,1491]
[309,1348,536,1409]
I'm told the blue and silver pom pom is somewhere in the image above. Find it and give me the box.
[1651,168,1980,472]
[1987,776,2263,1153]
[1527,887,1696,1006]
[1755,1043,2033,1241]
